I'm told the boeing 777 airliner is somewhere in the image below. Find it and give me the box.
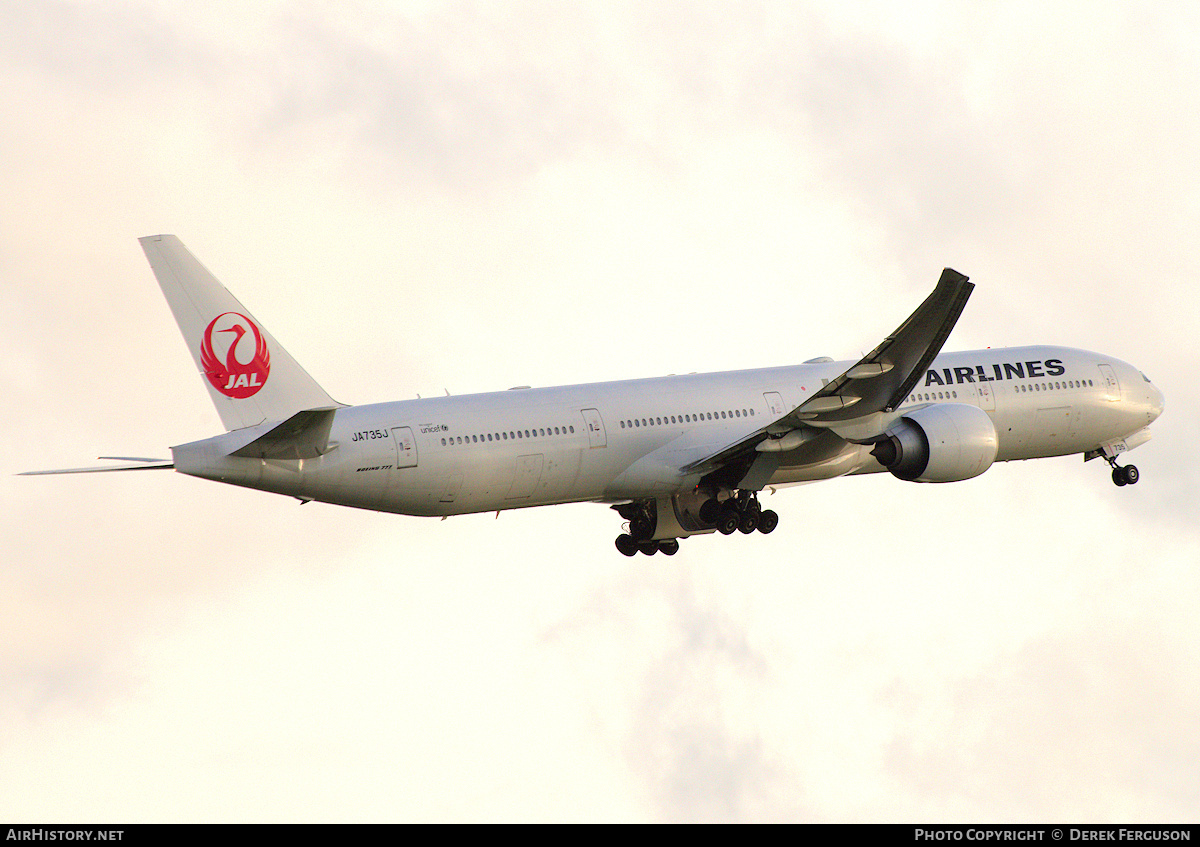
[25,236,1164,556]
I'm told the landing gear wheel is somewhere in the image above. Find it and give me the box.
[757,509,779,534]
[639,541,658,556]
[659,539,679,556]
[1111,464,1139,486]
[615,534,639,557]
[1107,456,1140,487]
[716,508,739,536]
[738,510,759,534]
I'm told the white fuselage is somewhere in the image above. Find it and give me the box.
[171,345,1164,517]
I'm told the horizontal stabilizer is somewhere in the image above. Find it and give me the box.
[229,408,338,460]
[20,458,174,475]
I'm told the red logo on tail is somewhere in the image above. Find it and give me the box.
[200,312,271,399]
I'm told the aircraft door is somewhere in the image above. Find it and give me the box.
[581,408,607,448]
[506,454,544,500]
[392,427,418,468]
[764,392,786,416]
[976,382,995,411]
[440,471,463,503]
[1098,364,1120,400]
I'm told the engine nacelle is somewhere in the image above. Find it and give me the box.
[870,403,998,483]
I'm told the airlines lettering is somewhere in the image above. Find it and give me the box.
[926,359,1064,387]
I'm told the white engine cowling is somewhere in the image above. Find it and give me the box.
[871,403,998,483]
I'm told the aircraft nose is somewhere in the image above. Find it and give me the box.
[1149,382,1165,422]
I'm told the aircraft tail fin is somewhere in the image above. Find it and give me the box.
[139,235,342,431]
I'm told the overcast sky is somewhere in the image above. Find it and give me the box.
[3,0,1197,822]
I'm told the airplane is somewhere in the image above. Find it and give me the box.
[24,235,1165,556]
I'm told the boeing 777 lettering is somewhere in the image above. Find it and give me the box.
[24,236,1164,556]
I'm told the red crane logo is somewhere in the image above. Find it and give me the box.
[200,312,271,398]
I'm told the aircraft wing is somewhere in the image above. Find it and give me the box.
[681,268,972,478]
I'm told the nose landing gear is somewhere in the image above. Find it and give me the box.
[1107,456,1139,486]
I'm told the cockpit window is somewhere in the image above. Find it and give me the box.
[1142,371,1152,383]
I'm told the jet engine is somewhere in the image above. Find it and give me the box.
[870,403,998,483]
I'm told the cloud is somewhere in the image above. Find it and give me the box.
[4,0,1196,823]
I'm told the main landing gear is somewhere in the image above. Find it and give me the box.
[614,534,679,557]
[613,492,779,557]
[704,491,779,537]
[613,501,678,557]
[1107,456,1139,487]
